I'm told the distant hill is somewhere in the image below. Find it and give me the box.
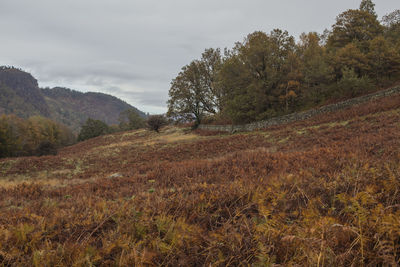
[42,87,146,132]
[0,66,146,132]
[0,66,50,117]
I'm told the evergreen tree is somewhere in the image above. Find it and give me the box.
[367,36,400,83]
[327,9,383,51]
[118,109,145,131]
[0,116,16,157]
[334,43,370,77]
[78,118,110,141]
[299,32,334,103]
[336,67,374,97]
[360,0,377,17]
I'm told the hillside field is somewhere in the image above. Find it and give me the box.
[0,94,400,266]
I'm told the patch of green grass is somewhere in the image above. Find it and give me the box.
[294,120,350,136]
[278,136,290,143]
[295,129,307,135]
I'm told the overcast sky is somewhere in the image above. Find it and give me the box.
[0,0,398,113]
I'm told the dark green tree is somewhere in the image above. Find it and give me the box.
[359,0,377,17]
[298,32,334,104]
[0,116,17,157]
[118,109,145,131]
[299,33,333,86]
[219,30,296,123]
[336,67,374,97]
[217,53,254,123]
[327,8,383,51]
[78,118,110,141]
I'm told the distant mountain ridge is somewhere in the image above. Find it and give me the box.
[0,66,145,132]
[0,66,50,117]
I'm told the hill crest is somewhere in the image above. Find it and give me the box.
[0,66,145,132]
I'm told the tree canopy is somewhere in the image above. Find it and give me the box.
[167,0,400,126]
[118,109,145,131]
[78,118,110,142]
[147,115,167,132]
[0,115,75,157]
[360,0,377,17]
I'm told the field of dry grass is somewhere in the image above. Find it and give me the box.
[0,95,400,266]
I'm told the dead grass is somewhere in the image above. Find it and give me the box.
[0,95,399,266]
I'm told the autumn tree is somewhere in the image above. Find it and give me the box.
[147,115,167,132]
[382,9,400,28]
[382,10,400,46]
[367,36,400,83]
[28,116,61,146]
[219,30,297,123]
[0,114,75,157]
[200,48,224,112]
[333,43,370,77]
[217,52,254,123]
[299,33,332,85]
[0,115,19,157]
[168,60,215,126]
[167,47,224,126]
[327,8,383,51]
[167,0,399,126]
[278,50,302,112]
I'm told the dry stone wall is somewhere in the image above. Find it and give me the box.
[198,86,400,133]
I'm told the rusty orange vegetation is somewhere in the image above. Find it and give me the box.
[0,95,400,266]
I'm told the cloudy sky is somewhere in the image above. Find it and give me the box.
[0,0,398,113]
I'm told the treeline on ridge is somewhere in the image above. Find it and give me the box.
[0,66,146,133]
[167,0,400,125]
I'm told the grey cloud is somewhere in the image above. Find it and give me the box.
[107,85,166,107]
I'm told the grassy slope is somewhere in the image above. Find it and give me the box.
[0,95,400,266]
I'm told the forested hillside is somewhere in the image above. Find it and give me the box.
[0,67,50,118]
[167,1,400,125]
[42,87,145,132]
[0,67,145,132]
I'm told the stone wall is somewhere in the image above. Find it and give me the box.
[198,86,400,133]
